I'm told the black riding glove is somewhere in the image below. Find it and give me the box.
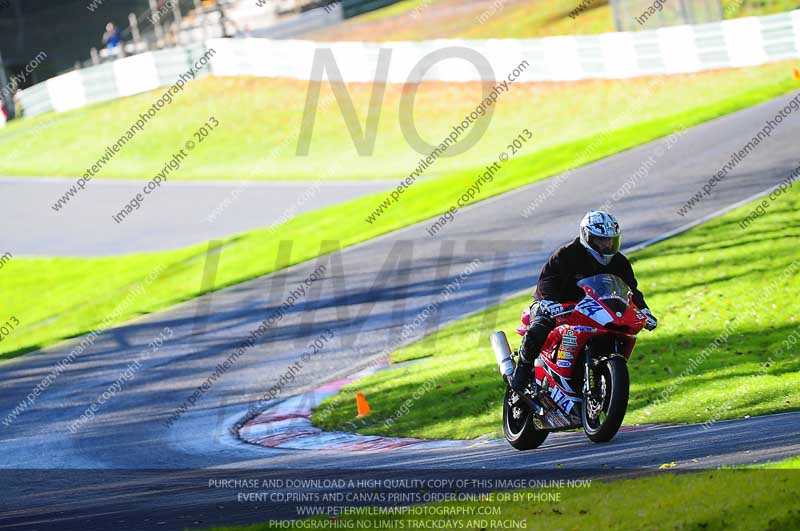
[642,308,658,331]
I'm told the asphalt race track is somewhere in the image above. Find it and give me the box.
[0,178,395,256]
[1,92,799,530]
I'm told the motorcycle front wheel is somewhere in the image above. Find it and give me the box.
[581,356,629,443]
[502,387,549,450]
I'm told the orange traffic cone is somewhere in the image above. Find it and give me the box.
[793,67,800,81]
[356,392,371,417]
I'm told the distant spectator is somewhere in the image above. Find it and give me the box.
[102,22,122,51]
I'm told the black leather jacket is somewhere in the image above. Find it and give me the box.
[534,237,648,309]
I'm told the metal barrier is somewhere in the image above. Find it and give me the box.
[17,45,210,117]
[14,9,800,120]
[610,0,724,31]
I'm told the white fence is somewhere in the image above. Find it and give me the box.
[13,9,800,121]
[16,45,211,119]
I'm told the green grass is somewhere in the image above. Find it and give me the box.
[760,456,800,469]
[311,0,616,41]
[1,62,798,181]
[1,63,798,360]
[312,184,800,439]
[309,0,799,42]
[723,0,800,19]
[204,457,800,531]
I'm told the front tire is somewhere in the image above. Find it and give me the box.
[582,356,629,443]
[503,387,549,450]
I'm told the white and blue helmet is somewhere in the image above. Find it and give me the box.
[579,210,621,265]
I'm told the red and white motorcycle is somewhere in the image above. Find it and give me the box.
[491,274,648,450]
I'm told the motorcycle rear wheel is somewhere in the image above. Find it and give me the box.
[582,356,629,443]
[503,387,549,450]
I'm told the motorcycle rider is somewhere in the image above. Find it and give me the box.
[509,210,658,394]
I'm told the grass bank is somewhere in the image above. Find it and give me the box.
[309,0,799,41]
[0,63,797,180]
[205,457,800,531]
[313,184,800,438]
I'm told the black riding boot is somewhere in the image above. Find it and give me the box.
[510,312,551,394]
[509,358,533,394]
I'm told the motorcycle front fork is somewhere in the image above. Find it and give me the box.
[582,348,596,400]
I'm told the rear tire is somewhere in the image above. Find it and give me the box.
[503,387,549,450]
[582,356,629,443]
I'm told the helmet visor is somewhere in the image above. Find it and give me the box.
[587,234,621,257]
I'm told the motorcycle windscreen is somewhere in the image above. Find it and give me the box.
[576,274,633,300]
[575,274,633,325]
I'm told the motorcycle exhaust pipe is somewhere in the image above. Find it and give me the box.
[490,331,515,381]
